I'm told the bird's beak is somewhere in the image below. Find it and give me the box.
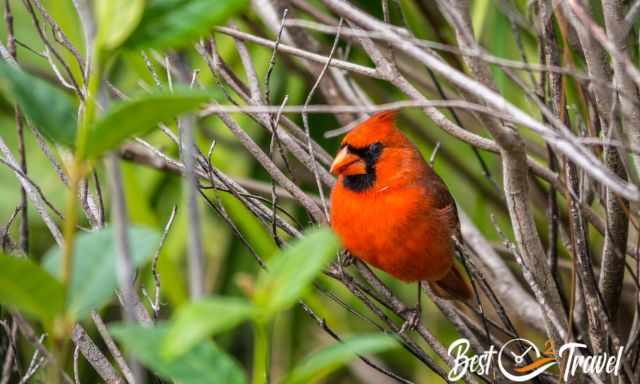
[330,147,366,175]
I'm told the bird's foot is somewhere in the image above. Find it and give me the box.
[399,307,421,334]
[339,250,355,268]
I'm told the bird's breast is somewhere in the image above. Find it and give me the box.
[330,182,453,282]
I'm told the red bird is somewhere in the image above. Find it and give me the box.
[329,111,471,326]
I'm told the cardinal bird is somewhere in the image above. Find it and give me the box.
[329,111,472,328]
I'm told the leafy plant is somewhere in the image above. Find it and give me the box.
[123,0,250,49]
[84,89,214,158]
[163,297,255,358]
[111,227,396,384]
[0,225,159,350]
[43,226,160,320]
[162,227,339,358]
[111,324,247,384]
[0,63,77,147]
[96,0,145,50]
[0,253,64,326]
[282,334,398,384]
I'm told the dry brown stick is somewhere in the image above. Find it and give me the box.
[215,110,325,223]
[0,139,64,246]
[4,0,28,256]
[202,161,301,237]
[326,267,452,382]
[279,18,623,92]
[17,333,46,384]
[279,14,640,113]
[0,319,17,384]
[20,0,84,98]
[106,155,143,323]
[72,325,124,384]
[91,312,135,384]
[210,28,475,162]
[199,100,524,122]
[565,160,606,355]
[431,0,566,346]
[146,205,178,320]
[349,265,445,347]
[601,0,640,169]
[301,18,344,220]
[566,0,640,106]
[29,0,84,76]
[598,0,635,323]
[120,142,314,204]
[198,39,334,184]
[563,161,634,381]
[253,0,356,125]
[260,10,293,245]
[215,26,380,79]
[349,263,481,383]
[538,0,568,314]
[230,21,303,207]
[0,157,64,221]
[599,138,630,320]
[559,0,636,337]
[296,301,415,384]
[458,212,545,329]
[424,284,487,356]
[11,314,73,384]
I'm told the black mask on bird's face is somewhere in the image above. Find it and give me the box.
[330,142,383,192]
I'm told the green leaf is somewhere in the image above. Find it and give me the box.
[85,89,212,158]
[124,0,250,49]
[471,0,491,40]
[253,227,339,317]
[111,323,247,384]
[96,0,146,50]
[283,334,398,384]
[0,62,76,147]
[0,253,64,324]
[43,226,160,320]
[163,297,253,359]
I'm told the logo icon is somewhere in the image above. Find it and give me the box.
[498,339,558,382]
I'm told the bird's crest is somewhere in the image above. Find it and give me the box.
[341,110,407,149]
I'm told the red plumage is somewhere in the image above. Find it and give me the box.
[329,111,471,300]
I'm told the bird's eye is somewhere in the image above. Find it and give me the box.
[368,142,383,157]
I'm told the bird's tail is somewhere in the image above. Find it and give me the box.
[429,263,472,301]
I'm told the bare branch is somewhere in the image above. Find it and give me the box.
[72,325,125,384]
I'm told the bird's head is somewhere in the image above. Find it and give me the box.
[330,111,412,192]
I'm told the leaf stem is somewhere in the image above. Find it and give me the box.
[61,48,102,287]
[252,320,270,384]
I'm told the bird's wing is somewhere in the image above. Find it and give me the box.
[421,164,460,234]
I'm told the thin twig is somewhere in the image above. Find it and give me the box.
[301,18,344,220]
[149,206,178,320]
[90,311,136,384]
